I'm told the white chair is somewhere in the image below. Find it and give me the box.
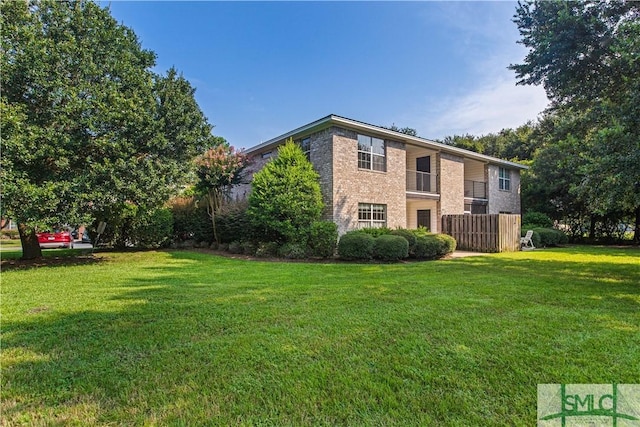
[520,230,535,250]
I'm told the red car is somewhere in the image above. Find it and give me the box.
[37,229,74,249]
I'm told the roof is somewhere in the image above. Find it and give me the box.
[245,114,528,170]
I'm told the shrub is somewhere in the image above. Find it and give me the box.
[228,241,243,254]
[277,243,307,259]
[168,196,212,244]
[414,234,456,259]
[531,227,568,247]
[373,234,409,261]
[308,221,338,258]
[355,227,392,238]
[522,211,553,228]
[241,241,256,256]
[338,231,375,260]
[255,242,279,258]
[216,200,252,244]
[390,229,417,255]
[0,229,19,240]
[130,208,174,249]
[248,140,323,244]
[436,233,457,254]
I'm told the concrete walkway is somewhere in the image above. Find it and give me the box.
[448,250,491,258]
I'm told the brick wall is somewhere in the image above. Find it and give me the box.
[331,127,406,235]
[487,164,521,214]
[437,152,465,225]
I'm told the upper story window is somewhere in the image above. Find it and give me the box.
[261,151,273,159]
[499,167,511,191]
[358,203,387,228]
[357,134,386,172]
[299,137,311,160]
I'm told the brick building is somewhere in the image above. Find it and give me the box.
[234,115,525,235]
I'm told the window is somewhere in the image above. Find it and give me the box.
[261,151,273,159]
[299,137,311,160]
[358,203,387,228]
[357,134,385,172]
[499,167,511,191]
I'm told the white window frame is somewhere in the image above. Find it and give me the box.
[499,167,511,191]
[358,203,387,228]
[357,134,386,172]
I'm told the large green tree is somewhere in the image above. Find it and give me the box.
[1,0,213,258]
[510,0,640,243]
[247,140,323,244]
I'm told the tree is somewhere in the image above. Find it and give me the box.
[510,0,640,242]
[0,0,213,258]
[247,140,324,244]
[195,144,248,245]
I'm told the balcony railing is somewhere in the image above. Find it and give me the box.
[464,180,487,199]
[406,170,437,194]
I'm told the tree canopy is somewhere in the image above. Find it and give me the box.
[510,0,640,243]
[1,0,215,257]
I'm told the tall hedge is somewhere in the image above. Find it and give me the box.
[248,140,323,244]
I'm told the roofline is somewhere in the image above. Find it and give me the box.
[246,114,529,170]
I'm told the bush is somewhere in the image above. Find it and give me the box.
[168,196,212,244]
[277,243,307,259]
[241,241,256,256]
[355,227,392,238]
[390,229,417,255]
[414,234,456,260]
[522,211,553,228]
[130,208,174,249]
[0,229,19,240]
[338,231,375,260]
[216,200,252,244]
[531,227,568,247]
[373,234,409,261]
[255,242,279,258]
[228,241,243,254]
[308,221,338,258]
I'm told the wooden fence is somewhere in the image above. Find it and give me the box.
[441,214,521,252]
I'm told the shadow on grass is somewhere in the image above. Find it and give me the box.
[2,248,639,425]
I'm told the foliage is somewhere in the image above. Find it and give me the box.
[390,229,417,255]
[510,0,640,243]
[522,211,553,229]
[277,243,308,259]
[129,208,173,249]
[248,140,323,244]
[0,0,213,258]
[255,242,279,258]
[227,241,242,254]
[337,231,375,261]
[215,200,252,244]
[529,227,568,247]
[353,227,392,238]
[0,229,20,240]
[373,235,409,261]
[413,234,456,260]
[195,144,248,244]
[307,221,338,258]
[167,196,212,244]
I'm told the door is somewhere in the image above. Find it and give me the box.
[417,209,431,231]
[416,156,431,192]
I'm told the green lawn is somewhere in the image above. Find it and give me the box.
[2,247,639,426]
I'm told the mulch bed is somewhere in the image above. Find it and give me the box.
[1,255,105,271]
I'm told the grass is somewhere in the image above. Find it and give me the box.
[1,246,639,426]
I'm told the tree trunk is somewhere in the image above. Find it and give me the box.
[634,206,640,245]
[18,223,42,260]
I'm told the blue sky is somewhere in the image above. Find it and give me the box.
[102,1,549,149]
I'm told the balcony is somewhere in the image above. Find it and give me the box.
[406,170,438,194]
[464,180,487,199]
